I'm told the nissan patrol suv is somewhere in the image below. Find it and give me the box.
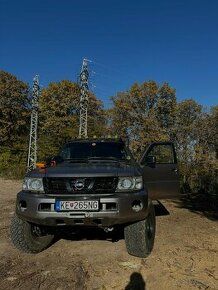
[10,138,179,258]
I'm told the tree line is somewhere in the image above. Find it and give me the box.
[0,70,217,196]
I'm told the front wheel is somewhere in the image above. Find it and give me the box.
[10,214,54,254]
[124,202,156,258]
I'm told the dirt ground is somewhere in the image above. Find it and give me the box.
[0,179,217,290]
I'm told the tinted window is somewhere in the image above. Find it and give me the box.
[60,142,127,160]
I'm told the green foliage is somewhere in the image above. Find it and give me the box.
[157,83,176,135]
[0,70,217,195]
[110,82,217,194]
[0,71,29,178]
[0,70,30,147]
[38,80,106,160]
[87,93,106,137]
[38,80,80,159]
[0,150,26,179]
[0,74,106,174]
[109,81,175,157]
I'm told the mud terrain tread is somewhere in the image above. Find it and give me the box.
[124,203,156,258]
[10,214,54,254]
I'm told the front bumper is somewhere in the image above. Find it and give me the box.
[16,190,149,227]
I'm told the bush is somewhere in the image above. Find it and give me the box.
[0,150,27,179]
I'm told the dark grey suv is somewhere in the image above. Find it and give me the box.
[10,138,180,258]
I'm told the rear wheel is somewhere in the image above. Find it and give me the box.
[124,202,156,258]
[10,214,54,253]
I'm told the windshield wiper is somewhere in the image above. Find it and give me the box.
[64,158,88,163]
[64,157,128,163]
[87,156,121,162]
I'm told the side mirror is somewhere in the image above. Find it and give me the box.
[53,155,64,163]
[145,155,156,165]
[46,155,64,166]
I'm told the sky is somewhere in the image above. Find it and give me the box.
[1,0,218,108]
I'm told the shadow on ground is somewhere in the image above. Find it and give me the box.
[59,202,170,243]
[125,272,146,290]
[51,202,170,245]
[154,201,170,216]
[58,226,124,243]
[173,193,218,221]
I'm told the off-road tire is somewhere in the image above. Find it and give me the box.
[10,214,54,254]
[124,202,156,258]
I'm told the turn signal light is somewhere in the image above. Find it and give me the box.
[36,162,46,169]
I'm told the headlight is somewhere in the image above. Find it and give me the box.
[116,176,143,191]
[23,178,44,192]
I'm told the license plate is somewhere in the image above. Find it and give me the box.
[56,200,99,211]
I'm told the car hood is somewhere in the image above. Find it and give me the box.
[30,161,141,178]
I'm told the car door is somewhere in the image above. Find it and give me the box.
[139,142,180,200]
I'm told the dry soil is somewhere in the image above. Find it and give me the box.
[0,179,217,290]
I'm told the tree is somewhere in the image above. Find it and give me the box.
[192,106,218,194]
[173,100,217,194]
[87,92,106,137]
[109,81,176,157]
[207,106,218,158]
[0,70,29,148]
[156,82,176,138]
[109,91,133,138]
[0,71,30,177]
[38,80,106,159]
[173,99,203,190]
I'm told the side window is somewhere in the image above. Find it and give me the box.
[146,144,175,164]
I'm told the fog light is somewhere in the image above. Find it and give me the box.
[19,200,27,211]
[132,200,143,212]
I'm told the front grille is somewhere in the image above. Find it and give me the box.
[44,177,118,194]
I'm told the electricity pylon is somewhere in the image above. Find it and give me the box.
[79,59,89,138]
[27,75,39,172]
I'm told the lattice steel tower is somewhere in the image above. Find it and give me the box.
[79,59,89,138]
[27,75,40,172]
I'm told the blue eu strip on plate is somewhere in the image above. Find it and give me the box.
[56,200,60,211]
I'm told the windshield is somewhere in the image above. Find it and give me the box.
[60,142,128,160]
